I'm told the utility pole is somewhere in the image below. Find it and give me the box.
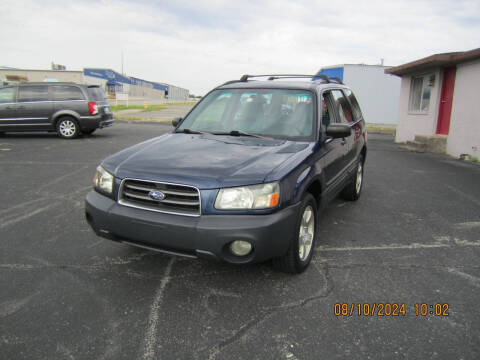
[121,51,124,75]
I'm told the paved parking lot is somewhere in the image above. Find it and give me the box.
[1,124,479,360]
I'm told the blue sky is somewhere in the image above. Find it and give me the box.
[1,0,479,94]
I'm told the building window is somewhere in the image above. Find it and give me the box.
[409,74,434,112]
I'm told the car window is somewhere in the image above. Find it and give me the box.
[330,90,354,124]
[178,89,314,140]
[18,85,49,102]
[87,87,107,101]
[343,89,363,121]
[52,85,85,101]
[0,87,15,103]
[321,93,332,127]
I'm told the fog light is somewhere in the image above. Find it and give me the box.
[230,240,252,256]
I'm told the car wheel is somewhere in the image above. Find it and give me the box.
[56,117,80,139]
[272,193,317,274]
[341,156,364,201]
[82,129,96,135]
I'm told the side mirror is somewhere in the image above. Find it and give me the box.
[326,124,352,138]
[172,117,182,127]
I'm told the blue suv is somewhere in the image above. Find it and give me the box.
[85,74,367,273]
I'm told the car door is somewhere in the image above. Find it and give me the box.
[317,91,346,189]
[0,86,18,130]
[15,85,53,130]
[329,89,356,175]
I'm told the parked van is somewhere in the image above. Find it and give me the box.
[0,82,114,138]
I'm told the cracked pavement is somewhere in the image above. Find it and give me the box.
[1,125,479,359]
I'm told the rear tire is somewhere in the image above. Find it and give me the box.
[56,117,80,139]
[341,156,364,201]
[272,193,317,274]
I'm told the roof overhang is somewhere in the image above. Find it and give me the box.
[385,48,480,76]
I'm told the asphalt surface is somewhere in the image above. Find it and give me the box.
[1,124,479,360]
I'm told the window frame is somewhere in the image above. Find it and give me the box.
[408,74,434,114]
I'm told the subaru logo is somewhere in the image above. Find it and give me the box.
[148,190,165,201]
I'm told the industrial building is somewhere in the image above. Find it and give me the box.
[0,67,189,102]
[316,64,401,124]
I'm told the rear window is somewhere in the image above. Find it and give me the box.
[18,85,49,102]
[52,85,85,101]
[87,87,107,101]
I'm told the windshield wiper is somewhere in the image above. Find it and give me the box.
[177,128,213,135]
[219,130,272,140]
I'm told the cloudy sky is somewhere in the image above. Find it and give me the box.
[1,0,479,95]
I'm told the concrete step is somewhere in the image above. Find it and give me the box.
[410,135,447,154]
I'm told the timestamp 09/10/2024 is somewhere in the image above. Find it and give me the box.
[333,303,450,317]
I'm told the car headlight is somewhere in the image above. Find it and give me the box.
[93,165,114,194]
[215,182,280,210]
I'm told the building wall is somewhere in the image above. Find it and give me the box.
[343,65,401,124]
[166,84,189,101]
[0,69,83,83]
[447,59,480,157]
[395,68,443,143]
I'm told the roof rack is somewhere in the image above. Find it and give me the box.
[234,74,344,84]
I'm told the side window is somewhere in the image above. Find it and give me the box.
[52,86,85,101]
[0,87,15,103]
[18,86,49,102]
[331,90,354,124]
[343,89,363,121]
[321,93,332,127]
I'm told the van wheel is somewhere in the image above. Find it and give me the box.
[56,117,80,139]
[341,156,364,201]
[82,129,96,136]
[272,193,317,274]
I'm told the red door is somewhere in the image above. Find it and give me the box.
[436,67,456,135]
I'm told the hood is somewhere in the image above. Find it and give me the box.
[103,133,311,189]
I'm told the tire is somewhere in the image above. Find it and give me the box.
[272,193,317,274]
[56,117,80,139]
[341,156,364,201]
[82,129,96,135]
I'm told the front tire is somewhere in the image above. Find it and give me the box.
[272,193,317,274]
[56,117,80,139]
[341,156,364,201]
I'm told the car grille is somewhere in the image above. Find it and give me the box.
[119,179,201,216]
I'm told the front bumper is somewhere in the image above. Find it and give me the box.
[85,190,300,264]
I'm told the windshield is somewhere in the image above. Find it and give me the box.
[177,89,315,140]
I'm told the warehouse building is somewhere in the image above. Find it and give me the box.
[316,64,401,124]
[0,67,189,102]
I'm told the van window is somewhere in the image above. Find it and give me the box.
[18,86,49,102]
[87,87,107,101]
[53,85,85,101]
[0,87,15,103]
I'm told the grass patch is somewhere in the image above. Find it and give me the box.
[366,123,396,135]
[111,101,197,113]
[111,104,167,112]
[470,155,479,163]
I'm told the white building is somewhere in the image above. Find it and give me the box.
[316,64,401,124]
[386,48,480,158]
